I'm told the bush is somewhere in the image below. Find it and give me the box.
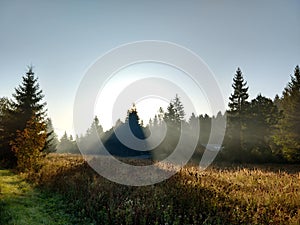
[10,116,46,172]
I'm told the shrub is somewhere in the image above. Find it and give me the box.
[10,116,46,172]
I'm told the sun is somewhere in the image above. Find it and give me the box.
[135,95,169,125]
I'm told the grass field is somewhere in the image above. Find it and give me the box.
[0,168,90,225]
[1,154,300,224]
[0,170,71,225]
[21,154,300,225]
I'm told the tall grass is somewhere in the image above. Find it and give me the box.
[27,154,300,225]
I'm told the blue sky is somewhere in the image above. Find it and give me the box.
[0,0,299,137]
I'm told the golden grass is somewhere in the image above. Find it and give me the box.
[26,153,300,225]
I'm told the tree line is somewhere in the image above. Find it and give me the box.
[0,65,299,170]
[221,66,300,163]
[58,66,300,163]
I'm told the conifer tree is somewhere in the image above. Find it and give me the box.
[57,131,75,153]
[92,116,104,135]
[228,68,249,112]
[158,107,164,124]
[11,67,46,131]
[155,95,186,159]
[79,116,104,154]
[223,68,249,162]
[173,94,185,122]
[275,65,300,162]
[127,104,144,139]
[44,118,59,153]
[5,66,48,167]
[245,94,280,162]
[164,95,186,126]
[164,103,177,125]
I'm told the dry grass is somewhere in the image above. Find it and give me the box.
[26,153,300,225]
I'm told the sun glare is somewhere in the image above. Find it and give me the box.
[94,62,212,131]
[135,96,169,124]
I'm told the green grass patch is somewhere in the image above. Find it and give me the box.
[0,169,86,225]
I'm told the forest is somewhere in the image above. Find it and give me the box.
[0,66,300,169]
[54,67,300,164]
[0,65,299,224]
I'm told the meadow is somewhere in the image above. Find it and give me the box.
[0,168,89,225]
[16,153,300,225]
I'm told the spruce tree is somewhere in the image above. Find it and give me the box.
[80,116,104,154]
[8,66,47,167]
[44,118,59,153]
[156,95,185,159]
[172,94,185,122]
[164,95,186,126]
[12,67,46,129]
[127,104,144,139]
[164,103,177,125]
[223,68,249,162]
[228,68,249,112]
[275,65,300,162]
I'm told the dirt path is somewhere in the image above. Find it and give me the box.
[0,169,75,225]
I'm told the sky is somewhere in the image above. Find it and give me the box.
[0,0,299,137]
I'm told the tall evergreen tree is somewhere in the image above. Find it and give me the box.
[223,68,249,162]
[164,95,186,126]
[44,118,59,153]
[3,67,48,166]
[80,116,104,154]
[228,68,249,112]
[11,67,46,131]
[153,95,186,159]
[274,65,300,162]
[103,105,147,157]
[164,103,177,125]
[173,94,185,122]
[83,116,104,139]
[127,104,144,139]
